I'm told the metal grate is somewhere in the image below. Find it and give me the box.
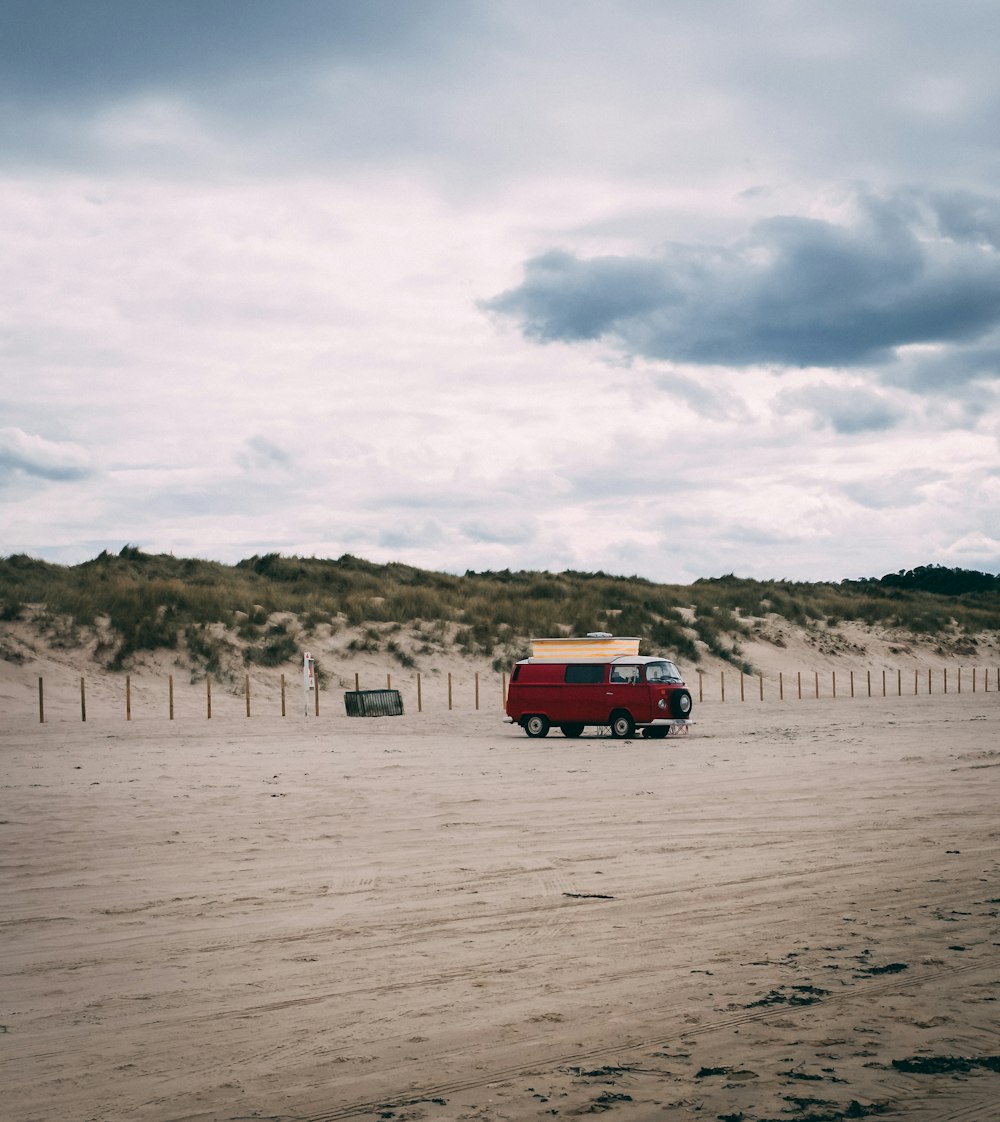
[344,689,405,717]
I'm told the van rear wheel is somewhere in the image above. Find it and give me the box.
[523,714,550,738]
[609,711,635,738]
[560,723,584,738]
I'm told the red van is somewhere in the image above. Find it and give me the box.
[505,649,694,739]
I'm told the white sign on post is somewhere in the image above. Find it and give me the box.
[303,651,315,717]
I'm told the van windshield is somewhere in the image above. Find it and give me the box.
[645,661,683,683]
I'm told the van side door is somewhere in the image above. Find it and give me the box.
[606,664,650,721]
[563,663,606,722]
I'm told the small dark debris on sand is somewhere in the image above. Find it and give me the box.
[747,984,829,1008]
[857,962,908,976]
[891,1055,1000,1074]
[567,1064,635,1081]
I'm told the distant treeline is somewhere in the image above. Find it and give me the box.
[1,548,999,676]
[867,564,1000,596]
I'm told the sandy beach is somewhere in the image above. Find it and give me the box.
[2,690,999,1121]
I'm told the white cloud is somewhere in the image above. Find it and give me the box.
[944,531,1000,564]
[0,427,93,482]
[1,3,999,580]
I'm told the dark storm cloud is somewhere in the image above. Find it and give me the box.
[0,0,480,169]
[777,384,906,434]
[0,1,465,100]
[927,190,1000,250]
[887,337,1000,393]
[484,192,1000,370]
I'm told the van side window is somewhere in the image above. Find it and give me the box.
[609,665,640,684]
[510,665,521,681]
[564,664,603,684]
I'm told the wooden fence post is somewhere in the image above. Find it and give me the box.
[354,672,360,692]
[32,662,986,727]
[314,682,320,717]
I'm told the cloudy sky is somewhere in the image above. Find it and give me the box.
[2,1,999,583]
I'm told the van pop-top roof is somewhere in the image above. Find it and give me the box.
[530,634,640,660]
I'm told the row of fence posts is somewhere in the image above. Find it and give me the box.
[36,670,494,723]
[698,665,999,703]
[29,665,1000,724]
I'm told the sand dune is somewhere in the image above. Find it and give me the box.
[2,689,999,1121]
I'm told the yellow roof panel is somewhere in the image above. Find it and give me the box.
[530,636,640,660]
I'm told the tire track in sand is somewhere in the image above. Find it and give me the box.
[291,954,1000,1121]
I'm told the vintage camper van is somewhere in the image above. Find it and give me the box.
[505,634,693,739]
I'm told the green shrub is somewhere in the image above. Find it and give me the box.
[3,551,998,672]
[244,627,299,667]
[0,599,22,621]
[184,624,228,675]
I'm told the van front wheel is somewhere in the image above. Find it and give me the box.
[523,714,550,738]
[560,723,584,738]
[609,711,635,738]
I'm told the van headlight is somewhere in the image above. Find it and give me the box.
[658,698,667,709]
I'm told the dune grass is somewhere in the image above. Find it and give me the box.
[1,548,998,674]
